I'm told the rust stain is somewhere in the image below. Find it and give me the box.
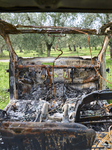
[16,64,100,69]
[83,74,98,83]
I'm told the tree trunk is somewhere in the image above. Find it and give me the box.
[40,49,43,55]
[39,43,43,54]
[52,46,55,51]
[110,45,112,58]
[95,46,97,50]
[68,45,72,51]
[73,45,76,51]
[0,47,3,56]
[0,44,5,56]
[19,46,23,53]
[109,39,112,58]
[46,43,52,57]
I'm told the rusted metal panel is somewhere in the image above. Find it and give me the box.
[16,64,100,69]
[0,20,97,35]
[1,20,112,37]
[13,56,99,101]
[0,122,96,150]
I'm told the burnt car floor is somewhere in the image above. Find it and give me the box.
[0,20,112,149]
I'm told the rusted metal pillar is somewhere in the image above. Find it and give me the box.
[5,35,18,100]
[0,23,18,100]
[98,36,111,90]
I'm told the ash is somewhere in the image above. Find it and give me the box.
[5,83,109,131]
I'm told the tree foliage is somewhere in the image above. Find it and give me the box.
[0,12,112,57]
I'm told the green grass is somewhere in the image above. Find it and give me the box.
[0,46,110,58]
[0,62,9,109]
[0,47,106,58]
[0,47,112,109]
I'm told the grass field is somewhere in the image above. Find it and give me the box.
[0,47,112,109]
[0,62,9,109]
[1,46,109,58]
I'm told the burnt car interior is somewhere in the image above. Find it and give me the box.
[0,19,112,149]
[1,0,112,149]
